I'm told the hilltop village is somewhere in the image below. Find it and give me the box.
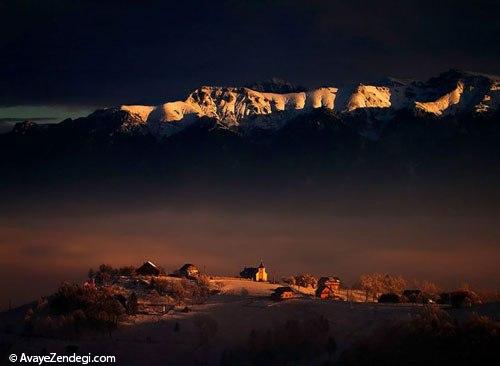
[81,260,348,314]
[79,259,480,313]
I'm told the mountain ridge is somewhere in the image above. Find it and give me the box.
[2,69,500,191]
[2,70,500,202]
[8,70,498,140]
[102,69,500,138]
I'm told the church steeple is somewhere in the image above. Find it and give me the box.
[256,260,268,282]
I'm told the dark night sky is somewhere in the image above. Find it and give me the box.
[1,0,499,107]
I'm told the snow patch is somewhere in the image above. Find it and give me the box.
[415,81,464,115]
[346,85,392,112]
[120,105,155,122]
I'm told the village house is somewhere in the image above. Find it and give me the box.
[136,261,161,276]
[315,276,341,300]
[175,263,200,278]
[240,261,268,282]
[271,286,294,301]
[403,289,422,303]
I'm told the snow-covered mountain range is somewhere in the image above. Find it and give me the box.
[2,70,500,195]
[87,70,499,139]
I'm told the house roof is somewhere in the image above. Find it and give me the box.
[319,276,340,281]
[241,267,258,275]
[143,261,159,269]
[317,285,335,292]
[179,263,197,271]
[136,261,161,274]
[318,277,341,287]
[273,286,293,294]
[241,262,265,275]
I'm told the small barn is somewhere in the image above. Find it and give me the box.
[136,261,161,276]
[378,293,401,303]
[176,263,199,278]
[316,277,341,299]
[271,286,294,301]
[403,289,422,303]
[240,262,268,282]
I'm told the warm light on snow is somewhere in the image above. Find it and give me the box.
[415,81,464,116]
[102,72,500,138]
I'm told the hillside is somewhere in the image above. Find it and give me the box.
[1,273,498,366]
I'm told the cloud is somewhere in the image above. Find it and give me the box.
[0,117,58,123]
[0,0,498,107]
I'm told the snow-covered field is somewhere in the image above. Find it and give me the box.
[0,277,449,365]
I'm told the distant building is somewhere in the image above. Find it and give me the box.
[136,261,161,276]
[240,262,268,282]
[378,293,401,303]
[403,289,422,303]
[315,277,341,299]
[271,286,294,301]
[176,263,200,278]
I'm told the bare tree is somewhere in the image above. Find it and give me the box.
[282,276,296,286]
[383,274,406,293]
[359,273,407,301]
[359,273,385,301]
[418,280,441,295]
[282,274,317,289]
